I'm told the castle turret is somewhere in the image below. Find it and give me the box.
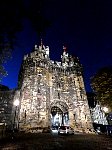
[61,46,69,68]
[16,43,93,133]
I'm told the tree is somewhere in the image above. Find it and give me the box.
[0,1,24,80]
[91,66,112,111]
[0,0,51,80]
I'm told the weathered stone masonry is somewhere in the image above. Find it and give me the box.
[14,44,93,132]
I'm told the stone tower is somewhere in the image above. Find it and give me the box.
[16,43,93,132]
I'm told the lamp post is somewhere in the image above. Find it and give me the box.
[102,106,109,125]
[13,99,19,131]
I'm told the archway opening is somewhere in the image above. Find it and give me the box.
[51,106,69,127]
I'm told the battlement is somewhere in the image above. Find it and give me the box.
[23,44,82,75]
[17,42,93,132]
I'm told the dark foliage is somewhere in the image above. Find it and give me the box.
[91,66,112,110]
[0,0,51,80]
[0,84,9,91]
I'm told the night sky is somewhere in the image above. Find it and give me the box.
[1,0,112,92]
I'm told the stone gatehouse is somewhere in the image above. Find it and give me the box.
[13,43,93,132]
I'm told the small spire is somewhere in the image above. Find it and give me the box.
[41,38,43,47]
[63,46,67,52]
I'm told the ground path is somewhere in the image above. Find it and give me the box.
[0,133,112,150]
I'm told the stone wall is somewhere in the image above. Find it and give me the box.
[17,44,93,132]
[0,89,15,126]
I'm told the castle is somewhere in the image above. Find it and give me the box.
[13,43,93,132]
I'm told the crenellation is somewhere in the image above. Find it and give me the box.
[14,44,94,132]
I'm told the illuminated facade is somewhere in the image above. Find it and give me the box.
[14,43,93,132]
[90,104,108,125]
[0,85,14,126]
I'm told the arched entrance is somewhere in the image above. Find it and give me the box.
[50,101,69,127]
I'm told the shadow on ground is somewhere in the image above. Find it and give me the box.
[0,132,112,150]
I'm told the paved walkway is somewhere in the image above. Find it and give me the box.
[0,133,112,150]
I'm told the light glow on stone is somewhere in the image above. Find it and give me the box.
[13,99,19,106]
